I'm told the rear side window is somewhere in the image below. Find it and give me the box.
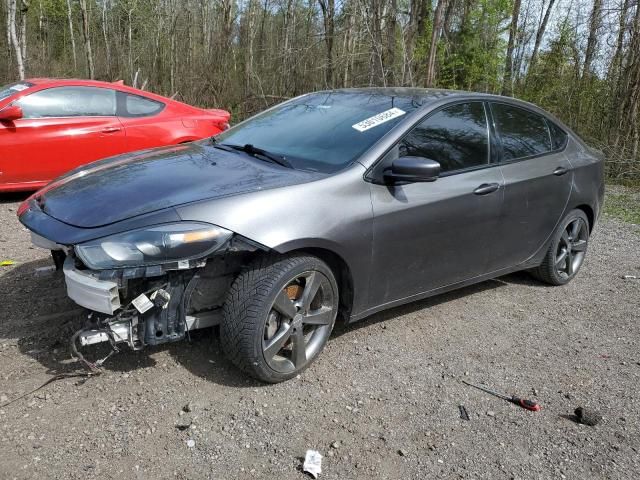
[18,86,116,118]
[547,120,568,150]
[491,103,551,160]
[123,93,164,117]
[399,102,489,174]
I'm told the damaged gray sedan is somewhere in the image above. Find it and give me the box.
[18,88,604,382]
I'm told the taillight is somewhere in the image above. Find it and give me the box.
[17,194,36,216]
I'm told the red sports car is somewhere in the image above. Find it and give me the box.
[0,78,231,192]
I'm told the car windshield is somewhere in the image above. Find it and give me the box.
[215,91,425,173]
[0,82,33,101]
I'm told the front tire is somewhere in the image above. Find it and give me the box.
[221,254,338,383]
[531,209,590,285]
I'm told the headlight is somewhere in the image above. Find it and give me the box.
[75,222,233,269]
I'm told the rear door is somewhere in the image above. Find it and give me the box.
[368,102,505,306]
[5,86,126,183]
[490,102,573,268]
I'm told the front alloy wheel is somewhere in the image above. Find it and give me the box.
[221,254,338,383]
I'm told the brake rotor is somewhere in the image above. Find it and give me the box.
[286,284,303,300]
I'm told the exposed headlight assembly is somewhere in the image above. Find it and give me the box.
[75,222,233,269]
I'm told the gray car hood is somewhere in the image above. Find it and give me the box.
[36,142,323,228]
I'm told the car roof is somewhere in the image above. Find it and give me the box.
[24,78,194,108]
[314,87,545,112]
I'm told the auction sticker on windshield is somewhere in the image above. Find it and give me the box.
[352,108,406,132]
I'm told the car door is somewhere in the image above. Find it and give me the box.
[489,102,573,268]
[367,101,505,307]
[3,86,126,185]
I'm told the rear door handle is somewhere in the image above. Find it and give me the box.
[101,127,121,134]
[473,183,500,195]
[553,166,569,176]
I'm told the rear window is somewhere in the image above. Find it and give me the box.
[491,103,552,161]
[123,93,164,117]
[0,82,33,100]
[547,120,568,150]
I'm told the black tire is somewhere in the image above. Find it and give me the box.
[221,254,339,383]
[531,209,590,285]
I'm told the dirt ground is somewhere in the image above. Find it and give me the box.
[1,190,639,480]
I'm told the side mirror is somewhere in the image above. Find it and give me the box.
[0,104,23,122]
[385,156,441,183]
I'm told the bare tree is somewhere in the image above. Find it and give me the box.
[425,0,449,87]
[318,0,335,88]
[66,0,77,70]
[6,0,25,79]
[502,0,522,95]
[79,0,93,79]
[528,0,556,75]
[582,0,602,79]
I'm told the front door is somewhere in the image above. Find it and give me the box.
[368,101,505,308]
[3,86,126,186]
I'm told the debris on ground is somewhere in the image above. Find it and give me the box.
[575,407,602,426]
[622,275,639,280]
[186,439,196,448]
[398,449,408,457]
[459,405,470,421]
[302,450,322,478]
[462,380,541,412]
[34,265,56,276]
[0,260,16,266]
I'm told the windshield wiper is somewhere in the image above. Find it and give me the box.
[218,143,292,169]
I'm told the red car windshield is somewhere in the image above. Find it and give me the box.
[0,82,33,101]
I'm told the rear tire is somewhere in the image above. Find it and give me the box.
[221,254,338,383]
[531,209,590,285]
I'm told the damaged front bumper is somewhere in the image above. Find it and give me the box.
[63,257,121,315]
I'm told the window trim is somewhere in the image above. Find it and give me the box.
[487,101,568,165]
[116,91,165,118]
[14,85,119,119]
[365,99,496,183]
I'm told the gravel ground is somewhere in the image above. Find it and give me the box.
[1,191,639,480]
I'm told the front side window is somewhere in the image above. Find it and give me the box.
[17,86,117,118]
[491,103,551,160]
[398,102,489,174]
[123,93,164,117]
[215,91,427,173]
[0,82,33,100]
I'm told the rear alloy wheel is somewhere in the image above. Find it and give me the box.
[531,209,590,285]
[221,254,338,383]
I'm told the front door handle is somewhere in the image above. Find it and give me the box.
[553,166,569,176]
[473,183,500,195]
[101,127,121,134]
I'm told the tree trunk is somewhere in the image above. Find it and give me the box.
[582,0,603,80]
[65,0,77,70]
[528,0,555,75]
[425,0,448,87]
[502,0,521,95]
[318,0,335,88]
[79,0,94,79]
[385,0,397,85]
[7,0,25,79]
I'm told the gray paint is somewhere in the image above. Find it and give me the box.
[19,88,604,322]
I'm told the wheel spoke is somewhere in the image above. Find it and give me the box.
[299,272,322,312]
[263,323,292,360]
[273,290,297,319]
[303,306,333,325]
[561,231,571,248]
[570,220,581,240]
[572,239,587,252]
[555,249,568,267]
[291,327,306,367]
[566,250,574,275]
